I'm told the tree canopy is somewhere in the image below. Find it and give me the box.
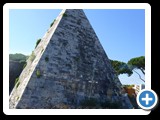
[110,60,133,76]
[110,56,145,82]
[127,56,145,75]
[9,53,28,62]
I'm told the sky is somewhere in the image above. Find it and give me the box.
[9,9,145,85]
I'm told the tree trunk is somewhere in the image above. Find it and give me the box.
[133,70,145,83]
[140,68,145,75]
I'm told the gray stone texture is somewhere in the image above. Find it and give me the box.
[9,9,133,109]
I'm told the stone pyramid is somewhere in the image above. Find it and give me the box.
[9,9,133,109]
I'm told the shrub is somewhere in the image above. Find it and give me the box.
[30,51,36,62]
[15,77,19,85]
[16,82,20,88]
[41,48,44,53]
[36,69,41,78]
[63,13,68,17]
[50,22,54,27]
[35,39,41,48]
[23,62,27,69]
[50,19,56,27]
[45,57,49,62]
[16,96,19,101]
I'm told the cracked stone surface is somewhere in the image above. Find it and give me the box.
[9,9,133,109]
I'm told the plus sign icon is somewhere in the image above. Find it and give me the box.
[137,89,158,110]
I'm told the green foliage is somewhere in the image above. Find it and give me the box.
[15,77,20,88]
[15,77,19,85]
[127,56,145,74]
[30,51,36,62]
[16,96,19,101]
[50,19,56,27]
[63,13,68,17]
[9,53,27,62]
[45,57,49,62]
[110,56,145,82]
[23,62,27,69]
[123,84,134,88]
[16,82,20,88]
[35,39,41,48]
[110,60,133,76]
[26,56,29,60]
[50,23,53,27]
[36,69,41,78]
[41,48,44,53]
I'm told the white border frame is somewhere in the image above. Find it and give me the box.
[3,3,151,115]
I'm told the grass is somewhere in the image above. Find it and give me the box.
[16,96,19,101]
[15,77,19,85]
[16,82,20,88]
[36,69,41,78]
